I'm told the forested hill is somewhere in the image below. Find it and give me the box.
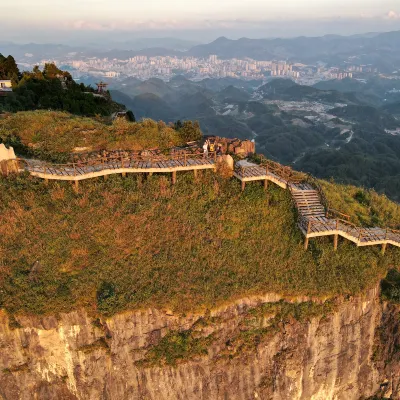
[0,54,124,116]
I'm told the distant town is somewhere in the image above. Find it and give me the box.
[25,54,382,86]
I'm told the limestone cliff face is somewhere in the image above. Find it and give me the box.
[0,288,399,400]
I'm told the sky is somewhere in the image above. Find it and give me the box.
[1,0,400,44]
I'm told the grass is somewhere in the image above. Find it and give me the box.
[381,269,400,303]
[137,329,213,367]
[0,111,183,161]
[137,299,336,366]
[223,300,336,357]
[321,180,400,228]
[1,170,399,317]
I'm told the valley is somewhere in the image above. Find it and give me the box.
[109,75,400,201]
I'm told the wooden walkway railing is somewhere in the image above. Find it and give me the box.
[290,177,400,253]
[15,149,400,253]
[233,157,399,253]
[18,151,217,188]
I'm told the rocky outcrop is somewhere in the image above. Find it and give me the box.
[0,288,398,400]
[0,144,18,177]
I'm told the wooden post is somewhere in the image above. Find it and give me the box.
[193,169,198,180]
[304,220,311,250]
[241,181,246,191]
[149,172,153,177]
[43,165,49,185]
[172,171,177,185]
[122,172,126,178]
[74,180,79,192]
[104,174,108,181]
[264,179,268,190]
[382,243,387,255]
[334,234,338,251]
[307,220,311,235]
[334,219,339,251]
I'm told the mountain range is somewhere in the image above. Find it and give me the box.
[6,30,400,72]
[110,75,400,201]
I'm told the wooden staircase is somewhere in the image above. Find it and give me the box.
[289,183,325,218]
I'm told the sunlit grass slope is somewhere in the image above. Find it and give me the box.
[1,172,399,317]
[321,180,400,228]
[0,111,182,159]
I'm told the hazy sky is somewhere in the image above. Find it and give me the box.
[1,0,400,43]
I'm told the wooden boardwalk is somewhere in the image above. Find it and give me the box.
[19,152,216,188]
[234,160,400,253]
[290,181,400,252]
[233,160,290,191]
[18,152,400,253]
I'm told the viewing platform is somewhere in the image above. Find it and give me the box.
[233,160,289,190]
[4,145,399,254]
[18,151,217,188]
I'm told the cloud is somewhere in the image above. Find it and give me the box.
[386,10,400,20]
[68,20,115,30]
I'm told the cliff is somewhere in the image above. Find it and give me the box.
[0,288,399,400]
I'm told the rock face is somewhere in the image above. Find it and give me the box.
[0,288,399,400]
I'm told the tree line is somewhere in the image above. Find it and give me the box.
[0,54,122,116]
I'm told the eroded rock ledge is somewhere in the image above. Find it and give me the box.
[0,287,399,400]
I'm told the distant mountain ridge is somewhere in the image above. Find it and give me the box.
[8,30,400,73]
[186,31,400,71]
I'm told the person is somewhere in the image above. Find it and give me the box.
[216,144,223,156]
[203,140,209,158]
[209,141,215,153]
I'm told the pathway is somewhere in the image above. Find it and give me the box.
[18,153,400,253]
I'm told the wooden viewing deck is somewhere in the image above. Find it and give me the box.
[234,161,400,253]
[17,151,400,253]
[18,152,217,189]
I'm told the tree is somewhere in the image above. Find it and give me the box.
[176,120,203,142]
[0,54,125,117]
[0,54,20,81]
[126,110,136,122]
[43,63,63,79]
[174,120,183,130]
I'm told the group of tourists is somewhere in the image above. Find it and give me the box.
[203,140,223,158]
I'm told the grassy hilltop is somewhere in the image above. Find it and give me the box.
[0,111,399,317]
[0,111,202,162]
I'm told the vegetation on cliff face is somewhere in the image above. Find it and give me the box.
[137,329,213,367]
[1,169,399,317]
[0,111,399,317]
[0,111,201,162]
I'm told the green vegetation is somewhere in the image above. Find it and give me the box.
[0,55,122,116]
[0,110,399,318]
[0,111,198,162]
[137,299,337,366]
[137,329,213,367]
[225,300,336,357]
[1,168,399,317]
[320,180,400,228]
[381,269,400,303]
[0,54,20,84]
[78,337,110,354]
[113,75,400,201]
[173,120,202,142]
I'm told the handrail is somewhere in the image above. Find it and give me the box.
[18,151,218,177]
[326,208,351,221]
[15,151,400,250]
